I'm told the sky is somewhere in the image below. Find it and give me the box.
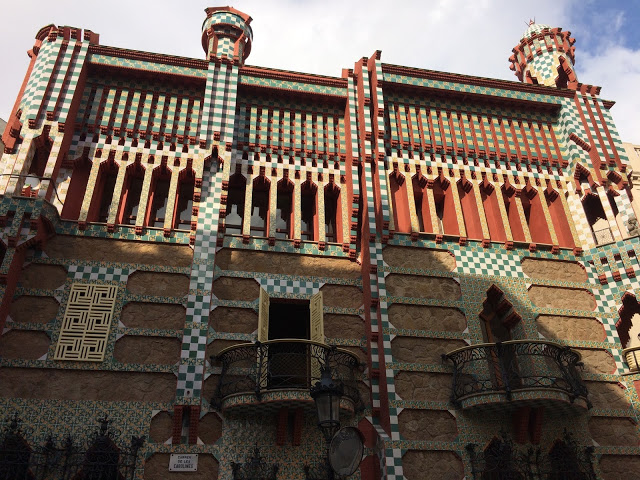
[0,0,639,143]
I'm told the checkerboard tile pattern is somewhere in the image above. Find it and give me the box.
[257,278,323,296]
[68,264,130,283]
[456,248,525,277]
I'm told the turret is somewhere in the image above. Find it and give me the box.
[201,6,252,65]
[509,21,577,88]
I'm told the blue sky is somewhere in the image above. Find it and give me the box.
[0,0,638,143]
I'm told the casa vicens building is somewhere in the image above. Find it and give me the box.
[0,6,639,480]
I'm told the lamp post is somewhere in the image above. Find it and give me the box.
[310,366,343,479]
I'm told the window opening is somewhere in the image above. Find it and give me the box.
[225,187,245,234]
[174,177,194,229]
[121,175,144,225]
[324,192,338,242]
[275,190,292,239]
[149,178,170,228]
[250,189,269,236]
[301,192,315,241]
[97,170,118,223]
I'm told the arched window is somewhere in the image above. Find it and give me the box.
[225,172,246,235]
[118,162,145,225]
[88,159,119,223]
[300,178,317,241]
[582,193,612,244]
[275,177,294,239]
[61,155,92,220]
[146,164,172,228]
[324,182,341,243]
[250,174,270,236]
[173,169,195,230]
[25,133,52,191]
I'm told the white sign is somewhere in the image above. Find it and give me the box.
[169,454,199,472]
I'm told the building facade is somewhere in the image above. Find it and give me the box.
[0,7,639,479]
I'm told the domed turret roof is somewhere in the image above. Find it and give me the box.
[521,22,551,40]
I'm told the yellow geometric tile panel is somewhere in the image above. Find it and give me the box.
[53,283,118,362]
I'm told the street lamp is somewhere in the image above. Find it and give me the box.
[310,366,344,443]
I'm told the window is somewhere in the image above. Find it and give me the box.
[301,188,316,241]
[147,167,171,228]
[324,183,340,243]
[225,175,246,235]
[250,176,270,236]
[174,172,195,229]
[89,161,119,223]
[275,179,294,239]
[25,135,52,191]
[119,165,145,225]
[258,288,324,344]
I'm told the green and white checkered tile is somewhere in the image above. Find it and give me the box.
[257,278,323,296]
[176,364,203,398]
[68,265,130,283]
[186,294,212,321]
[456,248,524,277]
[181,328,209,360]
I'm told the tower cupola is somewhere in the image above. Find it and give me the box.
[509,21,577,88]
[202,6,252,65]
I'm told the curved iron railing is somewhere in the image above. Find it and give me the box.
[212,340,363,411]
[443,340,591,408]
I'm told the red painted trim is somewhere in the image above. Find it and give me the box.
[508,119,523,161]
[528,121,543,160]
[573,95,603,177]
[538,121,553,161]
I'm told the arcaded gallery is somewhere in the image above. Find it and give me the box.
[0,6,639,480]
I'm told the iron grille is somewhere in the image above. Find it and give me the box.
[467,430,596,480]
[212,340,363,411]
[0,414,144,480]
[443,340,591,408]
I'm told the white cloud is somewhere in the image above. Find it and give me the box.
[578,44,640,143]
[0,0,637,144]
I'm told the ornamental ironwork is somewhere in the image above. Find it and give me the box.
[212,340,363,411]
[0,413,144,480]
[443,340,591,408]
[466,429,596,480]
[231,444,278,480]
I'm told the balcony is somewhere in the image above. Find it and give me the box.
[443,340,591,411]
[212,340,363,413]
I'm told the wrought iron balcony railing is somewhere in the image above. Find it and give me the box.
[443,340,591,409]
[212,340,363,411]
